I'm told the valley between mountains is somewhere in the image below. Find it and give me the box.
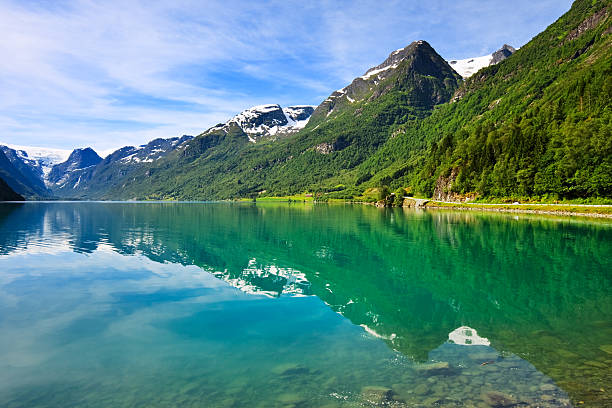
[1,0,610,205]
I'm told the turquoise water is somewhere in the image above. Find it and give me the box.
[0,202,610,407]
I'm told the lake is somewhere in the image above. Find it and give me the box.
[0,202,610,407]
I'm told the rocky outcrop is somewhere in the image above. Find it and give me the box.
[433,168,459,201]
[314,142,334,154]
[491,44,516,64]
[433,168,478,202]
[565,8,609,42]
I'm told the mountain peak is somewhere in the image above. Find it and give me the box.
[491,44,517,64]
[48,147,102,186]
[361,40,434,80]
[209,104,315,143]
[66,147,102,165]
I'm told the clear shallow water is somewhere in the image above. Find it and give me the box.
[0,203,610,408]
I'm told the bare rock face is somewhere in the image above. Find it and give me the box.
[315,142,334,154]
[491,44,516,65]
[433,168,459,201]
[565,8,609,42]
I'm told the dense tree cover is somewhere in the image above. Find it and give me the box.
[97,0,610,202]
[362,0,612,201]
[100,42,461,200]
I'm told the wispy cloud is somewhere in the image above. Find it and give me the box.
[0,0,573,152]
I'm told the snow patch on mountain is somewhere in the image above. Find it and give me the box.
[1,142,71,177]
[222,104,315,143]
[447,55,493,78]
[447,45,516,78]
[360,63,399,80]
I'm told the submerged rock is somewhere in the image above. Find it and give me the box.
[360,386,393,405]
[413,383,431,396]
[416,361,454,376]
[480,391,517,407]
[276,392,306,405]
[271,363,311,376]
[540,383,556,392]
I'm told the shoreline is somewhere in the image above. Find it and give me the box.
[3,199,612,219]
[423,204,612,219]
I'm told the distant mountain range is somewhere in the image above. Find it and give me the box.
[1,0,609,202]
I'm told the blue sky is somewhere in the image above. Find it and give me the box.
[0,0,574,152]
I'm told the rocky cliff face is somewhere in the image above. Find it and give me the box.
[107,135,193,165]
[491,44,517,64]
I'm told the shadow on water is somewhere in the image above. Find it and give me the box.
[0,202,610,407]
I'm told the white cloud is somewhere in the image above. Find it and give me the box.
[0,0,573,152]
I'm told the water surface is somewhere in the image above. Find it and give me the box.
[0,202,610,407]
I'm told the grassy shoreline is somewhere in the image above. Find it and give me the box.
[246,194,612,218]
[423,201,612,218]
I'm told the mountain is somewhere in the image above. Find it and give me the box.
[211,104,315,143]
[0,149,50,198]
[447,44,516,78]
[0,146,50,194]
[95,40,462,200]
[48,135,193,197]
[7,0,609,203]
[47,147,103,187]
[359,0,611,200]
[0,144,70,178]
[0,177,24,201]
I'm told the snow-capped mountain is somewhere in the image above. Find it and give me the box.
[447,44,516,78]
[209,104,315,143]
[47,135,194,196]
[109,135,193,165]
[0,143,70,179]
[47,148,103,187]
[310,40,461,123]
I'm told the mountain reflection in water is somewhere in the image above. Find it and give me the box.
[0,202,610,407]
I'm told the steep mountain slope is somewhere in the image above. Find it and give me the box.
[0,144,70,179]
[0,149,50,198]
[100,40,462,200]
[0,146,50,194]
[47,148,103,188]
[49,135,193,198]
[359,0,611,201]
[23,0,608,202]
[0,177,24,201]
[447,44,516,78]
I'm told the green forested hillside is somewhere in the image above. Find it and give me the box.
[363,0,612,201]
[103,41,461,200]
[103,0,611,202]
